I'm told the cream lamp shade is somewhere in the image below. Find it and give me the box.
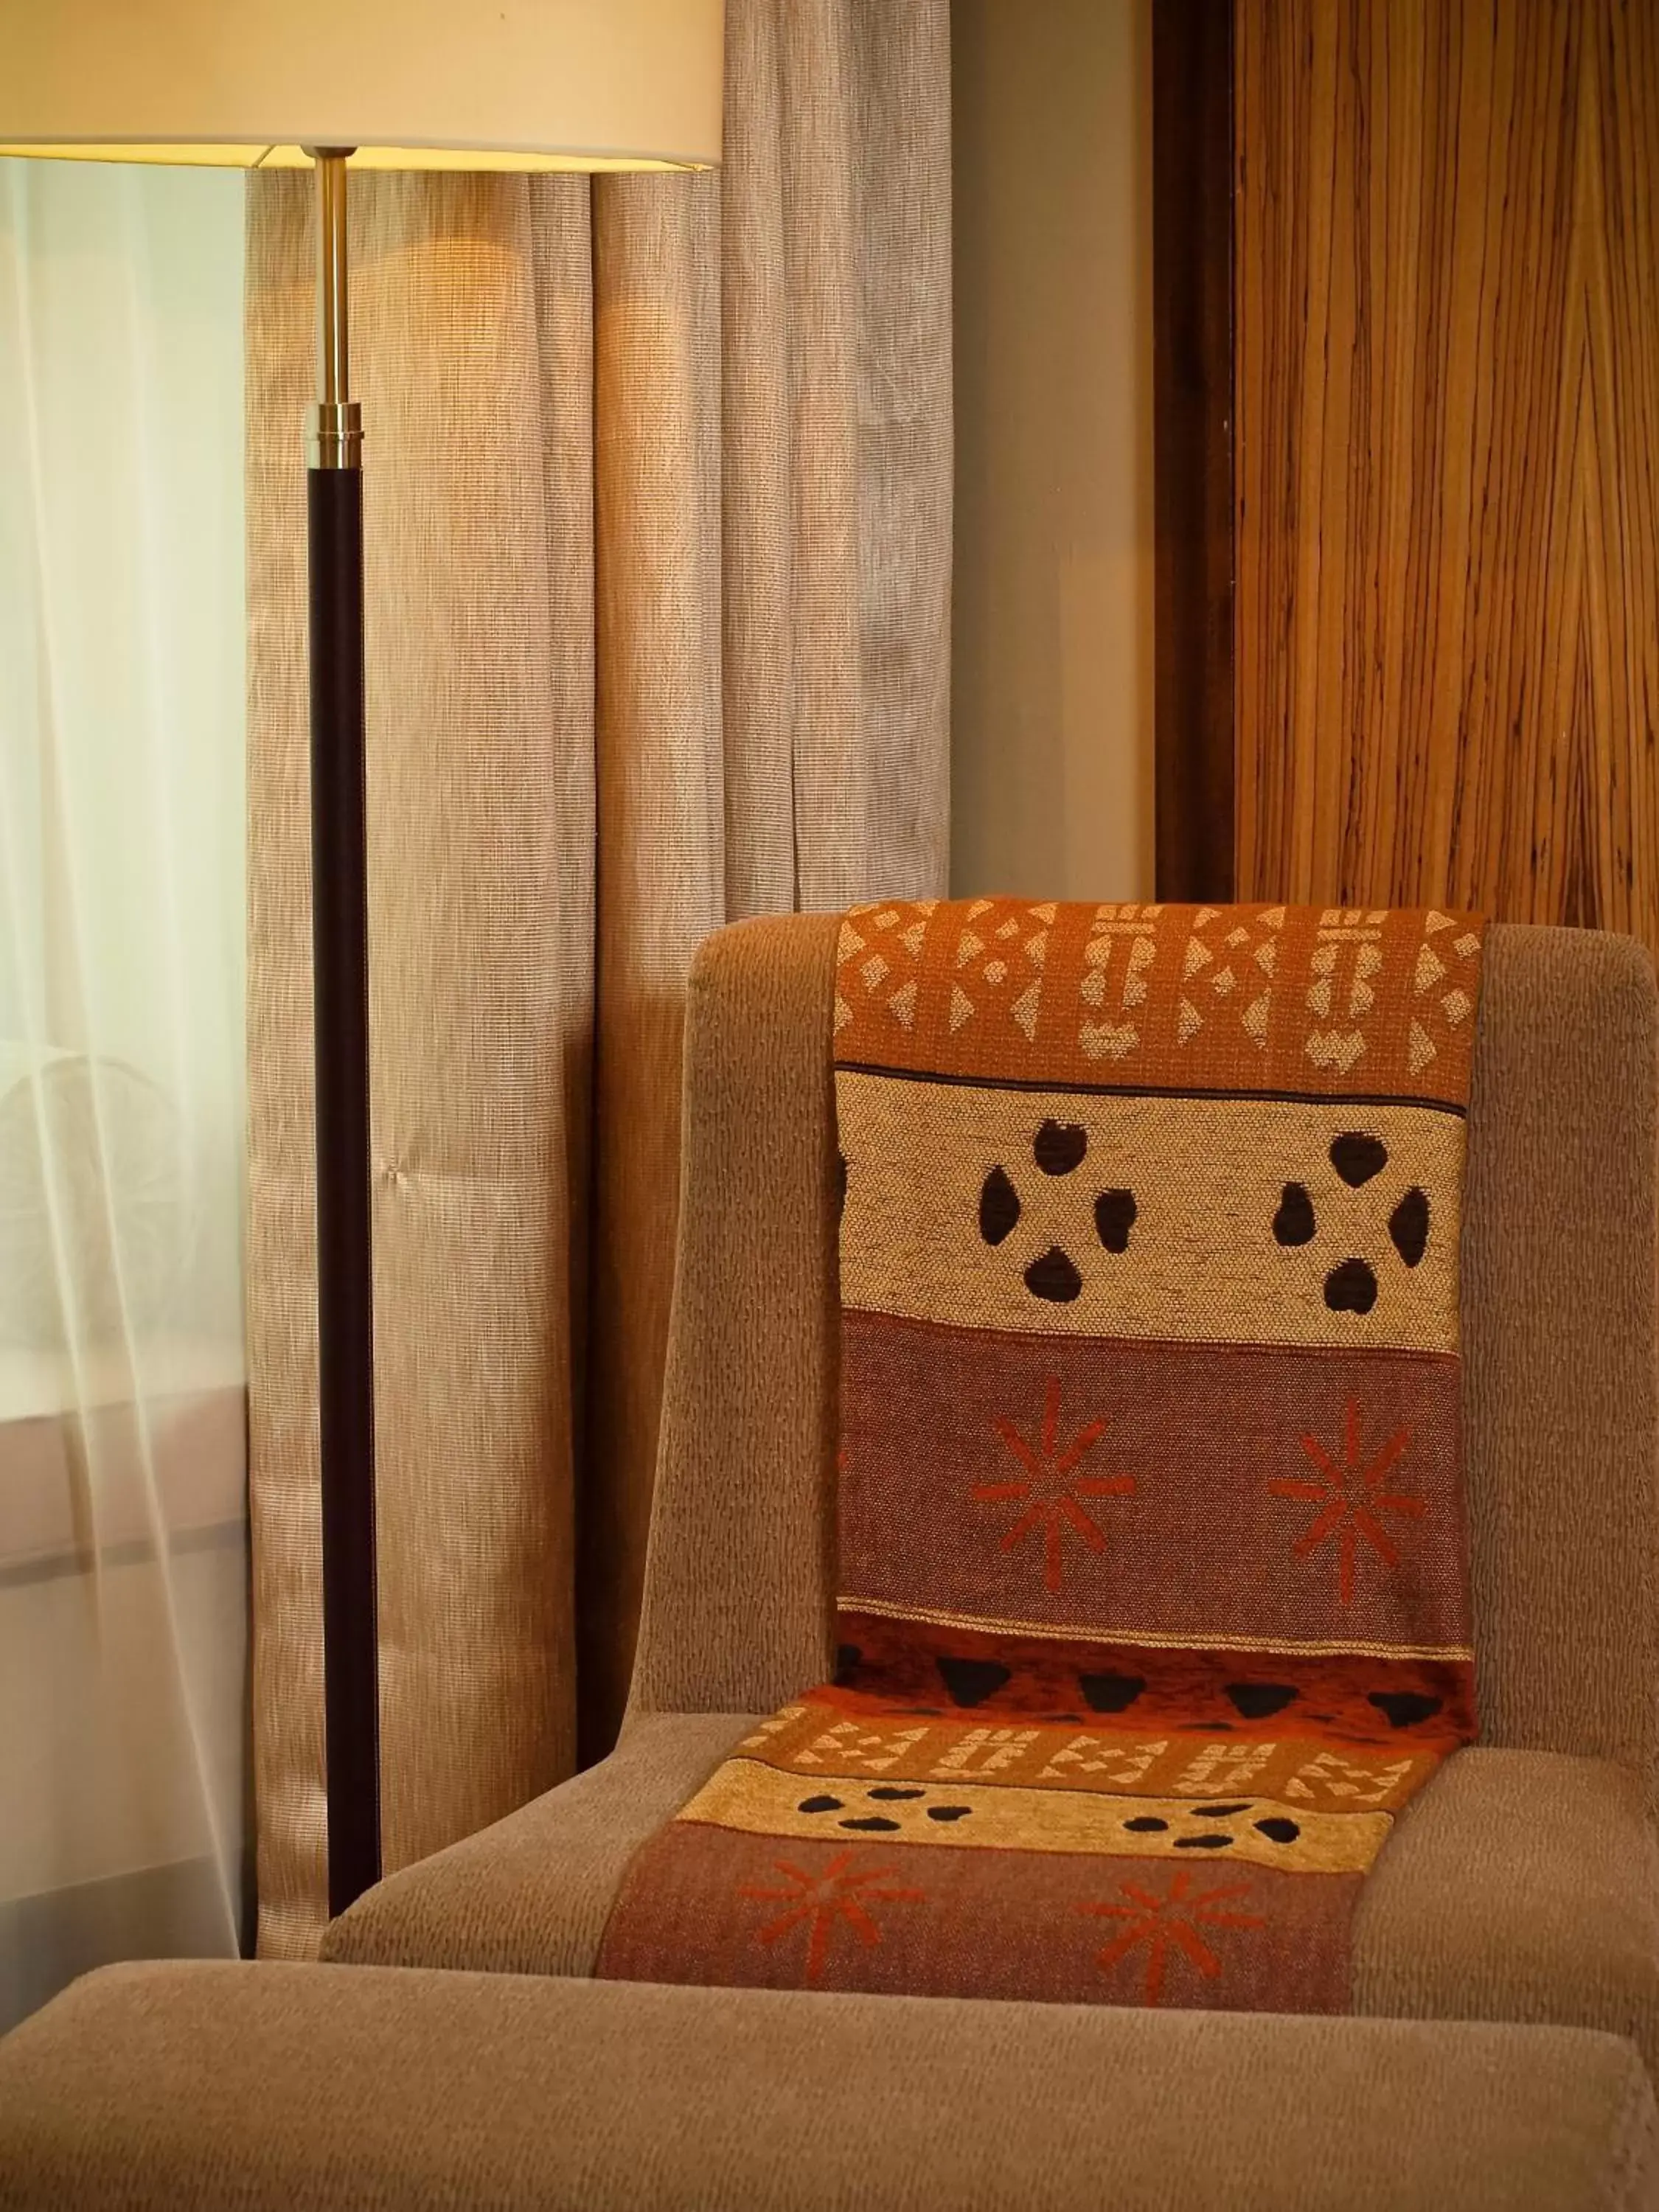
[0,0,723,170]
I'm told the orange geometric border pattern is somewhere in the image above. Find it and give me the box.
[833,900,1485,1107]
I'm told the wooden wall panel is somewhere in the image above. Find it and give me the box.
[1235,0,1659,946]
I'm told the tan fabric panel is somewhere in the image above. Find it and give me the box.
[838,1075,1466,1351]
[680,1753,1392,1873]
[629,919,1659,1791]
[247,0,950,1951]
[4,1961,1654,2211]
[1354,1748,1659,2075]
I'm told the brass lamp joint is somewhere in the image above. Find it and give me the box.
[308,399,363,470]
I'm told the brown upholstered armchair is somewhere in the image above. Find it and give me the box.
[322,914,1659,2070]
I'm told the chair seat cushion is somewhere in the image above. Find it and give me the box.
[327,1725,1659,2073]
[321,1712,757,1974]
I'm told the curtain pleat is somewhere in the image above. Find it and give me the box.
[246,0,950,1955]
[582,173,728,1747]
[245,173,325,1962]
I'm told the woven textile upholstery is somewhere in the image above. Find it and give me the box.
[593,902,1486,2008]
[324,915,1659,2061]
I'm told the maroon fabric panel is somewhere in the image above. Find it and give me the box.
[841,1312,1471,1655]
[597,1822,1354,2013]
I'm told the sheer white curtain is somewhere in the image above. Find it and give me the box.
[0,158,247,2027]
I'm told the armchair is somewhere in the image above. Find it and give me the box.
[322,915,1659,2069]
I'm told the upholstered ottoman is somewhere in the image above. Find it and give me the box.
[1,1960,1655,2211]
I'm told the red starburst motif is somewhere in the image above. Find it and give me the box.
[1267,1399,1426,1604]
[1077,1870,1265,2003]
[975,1376,1135,1591]
[739,1852,923,1983]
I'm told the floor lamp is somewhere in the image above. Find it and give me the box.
[1,0,723,1918]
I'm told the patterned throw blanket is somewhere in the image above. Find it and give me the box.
[600,900,1484,2012]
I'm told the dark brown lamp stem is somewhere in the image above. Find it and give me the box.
[305,145,380,1917]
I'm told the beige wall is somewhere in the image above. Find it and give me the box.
[950,0,1154,904]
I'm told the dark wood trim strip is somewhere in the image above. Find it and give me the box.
[1152,0,1237,902]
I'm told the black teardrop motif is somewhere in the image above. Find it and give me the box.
[1024,1246,1083,1302]
[1388,1186,1430,1267]
[1079,1671,1146,1714]
[936,1656,1013,1708]
[1367,1691,1443,1729]
[1273,1183,1316,1246]
[1329,1132,1388,1186]
[1094,1188,1138,1253]
[1225,1682,1298,1719]
[978,1165,1020,1245]
[1033,1118,1088,1175]
[1324,1257,1379,1314]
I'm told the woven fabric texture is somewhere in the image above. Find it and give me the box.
[324,1721,1659,2080]
[245,0,950,1955]
[4,1961,1656,2212]
[594,900,1487,2009]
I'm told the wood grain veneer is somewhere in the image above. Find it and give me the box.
[1234,0,1659,946]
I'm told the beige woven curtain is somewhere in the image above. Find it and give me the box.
[245,0,950,1958]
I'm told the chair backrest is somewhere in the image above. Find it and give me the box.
[629,914,1659,1799]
